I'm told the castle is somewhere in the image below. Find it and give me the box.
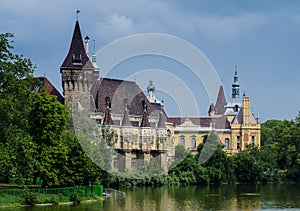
[59,19,261,172]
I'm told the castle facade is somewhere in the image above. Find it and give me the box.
[60,20,261,172]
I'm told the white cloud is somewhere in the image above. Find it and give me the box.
[94,14,137,41]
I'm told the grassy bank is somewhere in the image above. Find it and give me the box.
[0,185,103,207]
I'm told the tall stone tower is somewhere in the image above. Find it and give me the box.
[60,20,95,110]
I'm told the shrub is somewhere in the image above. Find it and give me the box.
[70,189,84,205]
[22,189,37,206]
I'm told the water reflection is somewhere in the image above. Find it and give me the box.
[9,184,300,211]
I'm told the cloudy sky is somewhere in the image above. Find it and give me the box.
[1,0,300,121]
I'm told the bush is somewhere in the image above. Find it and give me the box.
[70,189,84,205]
[22,189,37,206]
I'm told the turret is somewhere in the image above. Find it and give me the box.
[60,16,95,110]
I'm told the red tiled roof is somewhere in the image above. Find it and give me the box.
[37,77,64,104]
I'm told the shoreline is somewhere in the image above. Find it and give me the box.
[0,197,103,209]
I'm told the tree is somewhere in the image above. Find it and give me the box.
[0,33,39,183]
[29,92,70,187]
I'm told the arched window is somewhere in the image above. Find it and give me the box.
[179,135,185,146]
[191,135,196,148]
[225,138,230,149]
[105,96,111,108]
[234,104,239,112]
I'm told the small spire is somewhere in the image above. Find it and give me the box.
[140,101,150,127]
[103,107,113,125]
[121,99,132,127]
[92,40,100,77]
[232,65,240,99]
[76,10,80,21]
[256,112,260,124]
[215,85,227,114]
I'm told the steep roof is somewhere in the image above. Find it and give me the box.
[214,85,227,114]
[102,107,113,125]
[157,111,167,128]
[93,78,163,117]
[121,108,132,127]
[208,103,215,114]
[60,21,94,70]
[168,116,231,129]
[140,109,151,127]
[37,77,64,104]
[232,108,258,124]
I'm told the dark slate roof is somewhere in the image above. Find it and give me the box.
[157,112,167,128]
[60,21,94,70]
[208,103,215,114]
[168,116,231,129]
[121,109,132,127]
[37,77,64,104]
[140,109,151,127]
[93,78,163,117]
[214,85,227,114]
[102,107,113,125]
[232,108,257,124]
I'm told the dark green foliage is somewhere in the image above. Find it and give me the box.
[0,33,102,187]
[21,188,37,206]
[70,189,84,205]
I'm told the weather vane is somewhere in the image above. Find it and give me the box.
[76,10,80,21]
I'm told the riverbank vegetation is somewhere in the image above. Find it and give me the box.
[1,33,300,189]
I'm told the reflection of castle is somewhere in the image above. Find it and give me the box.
[59,20,260,172]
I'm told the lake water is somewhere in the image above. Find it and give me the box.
[8,184,300,211]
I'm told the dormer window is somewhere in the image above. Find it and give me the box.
[72,53,82,65]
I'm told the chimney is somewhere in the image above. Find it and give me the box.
[84,36,90,56]
[242,96,250,124]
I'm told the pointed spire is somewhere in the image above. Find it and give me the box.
[157,102,166,128]
[103,97,113,125]
[215,85,227,114]
[103,107,113,125]
[61,18,93,70]
[91,40,100,78]
[140,101,150,127]
[208,103,215,116]
[121,99,132,127]
[232,65,240,99]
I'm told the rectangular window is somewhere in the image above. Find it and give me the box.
[190,136,196,148]
[237,136,240,149]
[252,136,255,146]
[179,135,185,146]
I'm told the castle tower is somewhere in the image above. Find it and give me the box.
[60,19,95,110]
[232,65,240,99]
